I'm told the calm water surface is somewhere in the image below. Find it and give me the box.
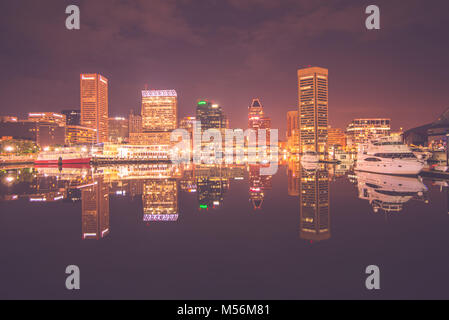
[1,161,449,299]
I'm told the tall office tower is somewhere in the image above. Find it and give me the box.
[141,90,177,132]
[196,100,227,132]
[128,110,142,134]
[297,67,328,154]
[248,98,271,132]
[299,166,330,242]
[61,109,81,126]
[81,177,110,240]
[287,110,300,153]
[80,74,109,143]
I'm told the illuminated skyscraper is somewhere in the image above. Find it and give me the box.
[196,100,227,132]
[297,67,328,154]
[248,98,271,133]
[141,90,177,132]
[80,74,108,143]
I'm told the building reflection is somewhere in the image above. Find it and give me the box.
[299,163,331,242]
[356,171,428,213]
[249,164,272,209]
[287,158,300,196]
[142,179,178,222]
[196,165,230,210]
[81,176,110,240]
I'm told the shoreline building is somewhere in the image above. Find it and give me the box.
[327,126,346,151]
[287,110,299,153]
[65,125,96,146]
[297,67,329,154]
[346,118,391,150]
[80,74,109,144]
[130,89,177,145]
[403,108,449,148]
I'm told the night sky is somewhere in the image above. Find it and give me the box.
[0,0,448,136]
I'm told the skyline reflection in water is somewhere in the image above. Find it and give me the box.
[1,159,449,299]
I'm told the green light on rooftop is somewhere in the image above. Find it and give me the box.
[198,101,207,105]
[199,204,208,209]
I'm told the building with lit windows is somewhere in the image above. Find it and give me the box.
[141,90,177,132]
[297,67,328,154]
[346,118,391,150]
[327,127,346,151]
[0,120,65,147]
[196,100,227,132]
[108,117,129,143]
[80,74,109,143]
[65,125,96,146]
[180,116,196,134]
[287,110,300,153]
[61,109,81,126]
[129,110,142,134]
[248,98,271,143]
[28,112,66,127]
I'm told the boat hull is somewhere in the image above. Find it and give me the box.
[355,161,423,176]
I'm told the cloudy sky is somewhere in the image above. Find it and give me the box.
[0,0,448,135]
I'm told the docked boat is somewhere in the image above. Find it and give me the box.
[35,147,91,165]
[301,151,319,163]
[355,136,424,175]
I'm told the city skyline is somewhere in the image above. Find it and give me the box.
[1,0,448,135]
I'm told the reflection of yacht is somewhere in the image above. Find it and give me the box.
[301,151,319,163]
[356,136,424,175]
[357,171,427,213]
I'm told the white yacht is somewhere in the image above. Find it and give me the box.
[355,136,424,175]
[301,151,319,163]
[357,171,427,213]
